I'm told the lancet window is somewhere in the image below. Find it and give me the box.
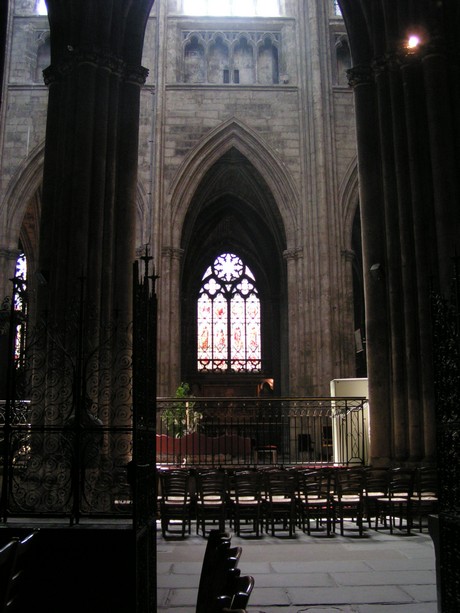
[197,253,261,372]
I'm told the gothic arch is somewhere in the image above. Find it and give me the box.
[2,142,150,276]
[3,144,45,254]
[339,156,359,253]
[168,118,300,249]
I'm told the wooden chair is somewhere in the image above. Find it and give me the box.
[375,467,415,534]
[158,469,193,538]
[195,470,229,537]
[230,471,263,537]
[262,470,297,537]
[333,468,365,536]
[297,469,334,536]
[215,575,255,612]
[196,531,232,613]
[196,531,243,613]
[363,467,389,528]
[410,466,438,532]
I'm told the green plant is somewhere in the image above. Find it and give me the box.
[161,382,202,437]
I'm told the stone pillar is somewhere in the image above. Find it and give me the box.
[283,247,304,395]
[158,246,183,396]
[348,65,392,465]
[35,1,154,428]
[39,7,152,325]
[422,41,460,295]
[373,56,409,461]
[401,56,437,460]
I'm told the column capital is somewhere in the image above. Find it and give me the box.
[341,249,355,262]
[283,247,303,261]
[162,247,184,261]
[0,248,20,262]
[347,64,373,88]
[43,47,149,86]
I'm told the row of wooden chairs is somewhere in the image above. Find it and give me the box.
[196,530,254,612]
[158,465,438,538]
[0,532,37,612]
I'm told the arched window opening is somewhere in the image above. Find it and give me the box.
[36,36,50,82]
[335,35,351,86]
[233,37,254,84]
[197,253,261,373]
[258,37,279,84]
[208,37,230,83]
[184,36,206,83]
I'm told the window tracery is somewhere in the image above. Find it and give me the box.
[182,30,280,84]
[197,253,261,373]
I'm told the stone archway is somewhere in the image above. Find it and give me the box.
[158,118,300,396]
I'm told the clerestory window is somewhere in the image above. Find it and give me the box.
[182,0,280,17]
[36,0,48,16]
[197,253,261,372]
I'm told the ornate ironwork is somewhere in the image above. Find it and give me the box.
[431,258,460,612]
[0,277,134,524]
[132,250,157,613]
[156,396,367,467]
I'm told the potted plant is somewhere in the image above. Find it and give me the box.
[161,382,202,437]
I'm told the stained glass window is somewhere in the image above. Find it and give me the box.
[14,251,27,365]
[197,253,261,372]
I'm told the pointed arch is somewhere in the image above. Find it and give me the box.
[339,156,359,252]
[168,118,300,248]
[3,145,45,247]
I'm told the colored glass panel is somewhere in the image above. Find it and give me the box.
[197,252,261,372]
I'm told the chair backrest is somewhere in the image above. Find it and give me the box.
[414,467,438,497]
[5,532,37,612]
[234,471,262,502]
[196,541,241,613]
[196,469,228,502]
[160,469,191,502]
[0,540,18,612]
[335,468,365,498]
[265,470,297,500]
[196,530,231,613]
[230,575,255,610]
[363,467,389,494]
[387,467,415,498]
[300,469,331,500]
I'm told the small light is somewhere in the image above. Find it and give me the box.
[407,35,421,49]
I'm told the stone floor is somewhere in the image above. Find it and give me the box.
[157,520,438,613]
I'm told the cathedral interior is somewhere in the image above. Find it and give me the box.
[0,1,459,611]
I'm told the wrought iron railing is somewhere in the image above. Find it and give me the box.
[0,395,367,522]
[0,399,133,522]
[156,396,368,467]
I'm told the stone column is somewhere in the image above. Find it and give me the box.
[422,40,460,295]
[401,56,437,460]
[283,247,304,395]
[348,65,392,465]
[35,1,154,428]
[158,246,183,396]
[373,56,409,461]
